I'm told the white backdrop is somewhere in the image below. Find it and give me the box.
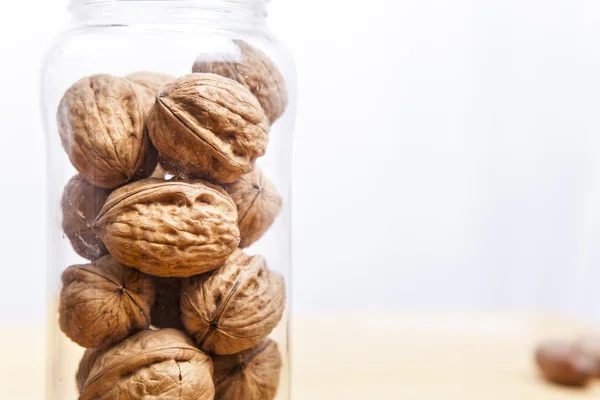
[2,0,600,320]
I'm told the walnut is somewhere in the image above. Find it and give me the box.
[181,249,286,355]
[57,74,158,189]
[213,339,282,400]
[535,340,597,386]
[80,329,215,400]
[192,40,288,124]
[224,168,282,248]
[61,175,111,260]
[150,276,185,330]
[76,348,103,393]
[126,71,175,114]
[59,255,155,348]
[574,334,600,376]
[93,178,240,277]
[147,73,269,183]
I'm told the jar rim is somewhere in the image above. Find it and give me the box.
[69,0,269,9]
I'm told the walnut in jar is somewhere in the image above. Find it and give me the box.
[61,174,111,260]
[126,71,175,114]
[224,168,282,248]
[181,249,286,355]
[59,255,155,349]
[147,73,269,183]
[93,178,240,277]
[57,74,158,189]
[80,329,214,400]
[192,40,288,124]
[213,339,283,400]
[76,348,103,393]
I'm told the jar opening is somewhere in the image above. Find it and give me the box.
[68,0,269,28]
[69,0,268,8]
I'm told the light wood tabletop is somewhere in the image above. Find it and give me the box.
[2,311,600,399]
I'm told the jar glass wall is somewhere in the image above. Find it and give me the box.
[41,1,295,398]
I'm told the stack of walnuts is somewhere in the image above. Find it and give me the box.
[57,41,288,400]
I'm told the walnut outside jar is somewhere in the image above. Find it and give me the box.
[41,1,296,398]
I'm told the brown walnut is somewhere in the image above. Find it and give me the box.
[535,340,597,387]
[193,40,288,124]
[93,178,240,277]
[181,249,286,355]
[80,329,214,400]
[574,334,600,376]
[213,339,282,400]
[150,276,185,330]
[224,168,282,248]
[147,73,269,183]
[76,348,103,393]
[126,71,175,114]
[57,74,158,189]
[59,255,155,349]
[61,174,111,260]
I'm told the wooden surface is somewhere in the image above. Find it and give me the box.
[2,311,600,399]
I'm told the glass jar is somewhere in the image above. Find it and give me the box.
[41,1,295,399]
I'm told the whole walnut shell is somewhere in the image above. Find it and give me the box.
[181,249,286,355]
[151,276,185,330]
[76,348,103,393]
[535,340,597,386]
[61,174,111,260]
[147,73,269,183]
[80,329,215,400]
[126,71,175,114]
[192,40,288,124]
[59,255,155,349]
[57,74,158,189]
[213,339,282,400]
[225,168,282,248]
[93,178,240,277]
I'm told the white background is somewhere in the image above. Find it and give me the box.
[2,0,600,321]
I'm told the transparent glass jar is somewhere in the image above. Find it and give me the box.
[41,1,295,399]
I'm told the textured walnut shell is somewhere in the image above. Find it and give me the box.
[181,250,286,355]
[93,178,240,277]
[80,329,214,400]
[193,40,288,124]
[76,348,103,393]
[59,255,155,349]
[126,71,175,114]
[57,74,158,189]
[151,276,185,330]
[535,340,597,386]
[213,339,282,400]
[61,175,111,260]
[147,73,269,183]
[225,168,282,248]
